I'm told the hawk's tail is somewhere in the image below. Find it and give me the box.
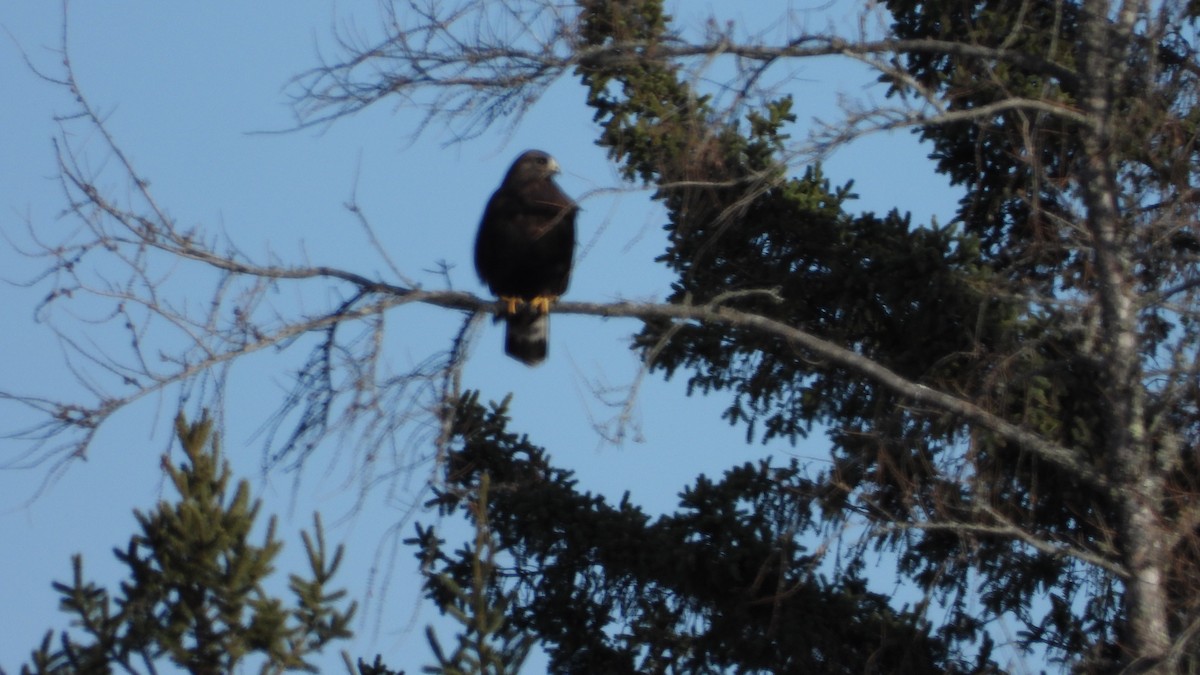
[505,307,548,366]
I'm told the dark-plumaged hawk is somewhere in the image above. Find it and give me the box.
[474,150,578,366]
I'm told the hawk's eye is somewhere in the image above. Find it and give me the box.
[536,157,548,164]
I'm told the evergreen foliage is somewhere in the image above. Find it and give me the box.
[19,414,356,675]
[417,473,533,675]
[415,392,969,673]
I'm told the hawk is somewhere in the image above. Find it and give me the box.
[474,150,578,366]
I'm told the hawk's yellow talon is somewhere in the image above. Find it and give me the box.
[530,295,557,314]
[499,296,521,315]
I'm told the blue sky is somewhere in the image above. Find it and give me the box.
[0,2,965,672]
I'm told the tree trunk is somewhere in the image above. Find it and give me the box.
[1077,0,1171,669]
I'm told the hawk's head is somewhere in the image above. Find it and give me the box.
[503,150,561,186]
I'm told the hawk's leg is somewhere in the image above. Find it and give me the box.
[498,296,522,315]
[529,295,558,314]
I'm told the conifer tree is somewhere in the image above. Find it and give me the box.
[20,414,356,674]
[416,473,532,675]
[417,393,959,673]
